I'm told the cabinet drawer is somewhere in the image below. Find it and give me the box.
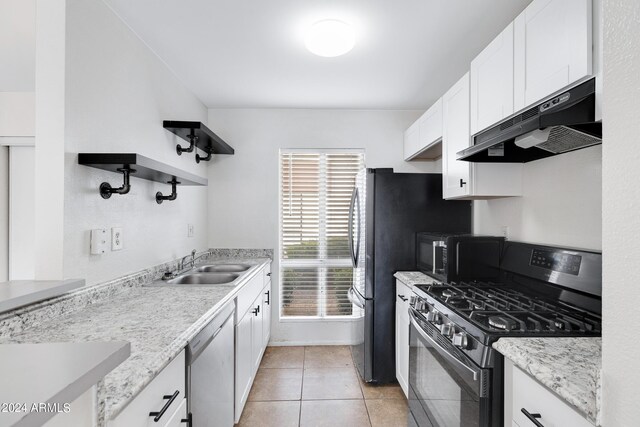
[163,398,187,427]
[109,350,185,427]
[512,364,593,427]
[236,269,264,321]
[396,281,412,301]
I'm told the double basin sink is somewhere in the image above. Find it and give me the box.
[164,263,252,286]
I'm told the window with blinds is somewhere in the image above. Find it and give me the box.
[279,150,364,318]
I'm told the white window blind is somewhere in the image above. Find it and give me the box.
[279,150,364,318]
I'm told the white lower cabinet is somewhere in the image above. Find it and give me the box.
[395,280,411,398]
[234,264,272,423]
[262,280,272,346]
[108,350,186,427]
[504,359,594,427]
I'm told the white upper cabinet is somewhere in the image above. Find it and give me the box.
[514,0,593,111]
[470,23,514,135]
[442,73,471,199]
[403,98,443,161]
[443,73,523,200]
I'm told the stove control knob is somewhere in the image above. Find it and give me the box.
[426,311,441,324]
[452,332,469,349]
[440,323,454,337]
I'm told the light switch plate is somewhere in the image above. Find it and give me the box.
[187,224,194,238]
[90,229,108,255]
[111,227,123,251]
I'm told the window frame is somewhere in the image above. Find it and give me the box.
[277,148,364,321]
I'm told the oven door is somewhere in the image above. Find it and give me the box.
[408,308,493,427]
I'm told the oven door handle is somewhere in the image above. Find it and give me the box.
[409,309,480,381]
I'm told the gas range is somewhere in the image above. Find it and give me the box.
[407,241,602,427]
[410,280,601,367]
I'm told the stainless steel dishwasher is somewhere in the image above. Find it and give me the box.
[186,303,235,427]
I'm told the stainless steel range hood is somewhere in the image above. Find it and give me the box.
[457,78,601,163]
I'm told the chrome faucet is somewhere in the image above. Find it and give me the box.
[162,249,209,280]
[180,249,197,270]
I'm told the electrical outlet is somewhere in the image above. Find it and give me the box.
[90,229,108,255]
[501,226,510,239]
[187,224,194,238]
[112,227,123,251]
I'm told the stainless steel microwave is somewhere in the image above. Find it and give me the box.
[416,233,504,282]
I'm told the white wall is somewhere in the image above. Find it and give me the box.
[34,0,65,279]
[206,108,439,344]
[474,145,602,250]
[602,0,640,425]
[62,0,209,284]
[0,147,8,281]
[0,0,35,92]
[9,146,35,280]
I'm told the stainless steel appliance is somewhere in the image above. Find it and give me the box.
[457,78,601,163]
[416,233,504,282]
[348,169,472,383]
[186,303,235,427]
[408,241,602,427]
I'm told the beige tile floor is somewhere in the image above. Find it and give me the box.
[237,346,409,427]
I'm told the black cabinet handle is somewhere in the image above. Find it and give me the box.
[521,408,545,427]
[149,390,179,422]
[459,179,467,187]
[398,294,408,302]
[265,290,270,305]
[252,306,260,316]
[267,272,271,276]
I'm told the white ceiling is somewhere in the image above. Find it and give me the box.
[103,0,531,109]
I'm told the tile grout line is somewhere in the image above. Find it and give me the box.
[298,346,306,427]
[352,347,374,427]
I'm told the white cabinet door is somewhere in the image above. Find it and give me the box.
[234,310,253,423]
[417,98,443,152]
[404,99,443,161]
[471,23,514,135]
[403,121,420,160]
[262,281,272,347]
[395,280,411,398]
[514,0,593,111]
[442,73,471,199]
[251,294,264,374]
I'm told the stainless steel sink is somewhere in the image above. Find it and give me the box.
[195,263,252,273]
[166,272,240,285]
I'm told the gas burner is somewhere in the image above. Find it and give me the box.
[488,316,518,331]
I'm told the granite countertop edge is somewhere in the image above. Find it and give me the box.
[104,258,271,420]
[493,337,602,426]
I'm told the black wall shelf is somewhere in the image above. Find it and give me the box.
[78,153,208,200]
[78,153,208,185]
[163,121,235,157]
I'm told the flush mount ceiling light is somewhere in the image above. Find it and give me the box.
[305,19,355,57]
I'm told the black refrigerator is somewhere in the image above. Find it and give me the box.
[347,169,471,383]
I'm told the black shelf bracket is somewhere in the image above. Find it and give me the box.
[196,147,212,164]
[156,179,181,204]
[176,130,197,156]
[100,167,136,199]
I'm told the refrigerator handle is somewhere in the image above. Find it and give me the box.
[347,287,365,309]
[348,188,360,268]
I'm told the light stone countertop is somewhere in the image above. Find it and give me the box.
[0,341,130,427]
[394,271,440,286]
[493,337,602,426]
[0,257,270,424]
[0,279,85,314]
